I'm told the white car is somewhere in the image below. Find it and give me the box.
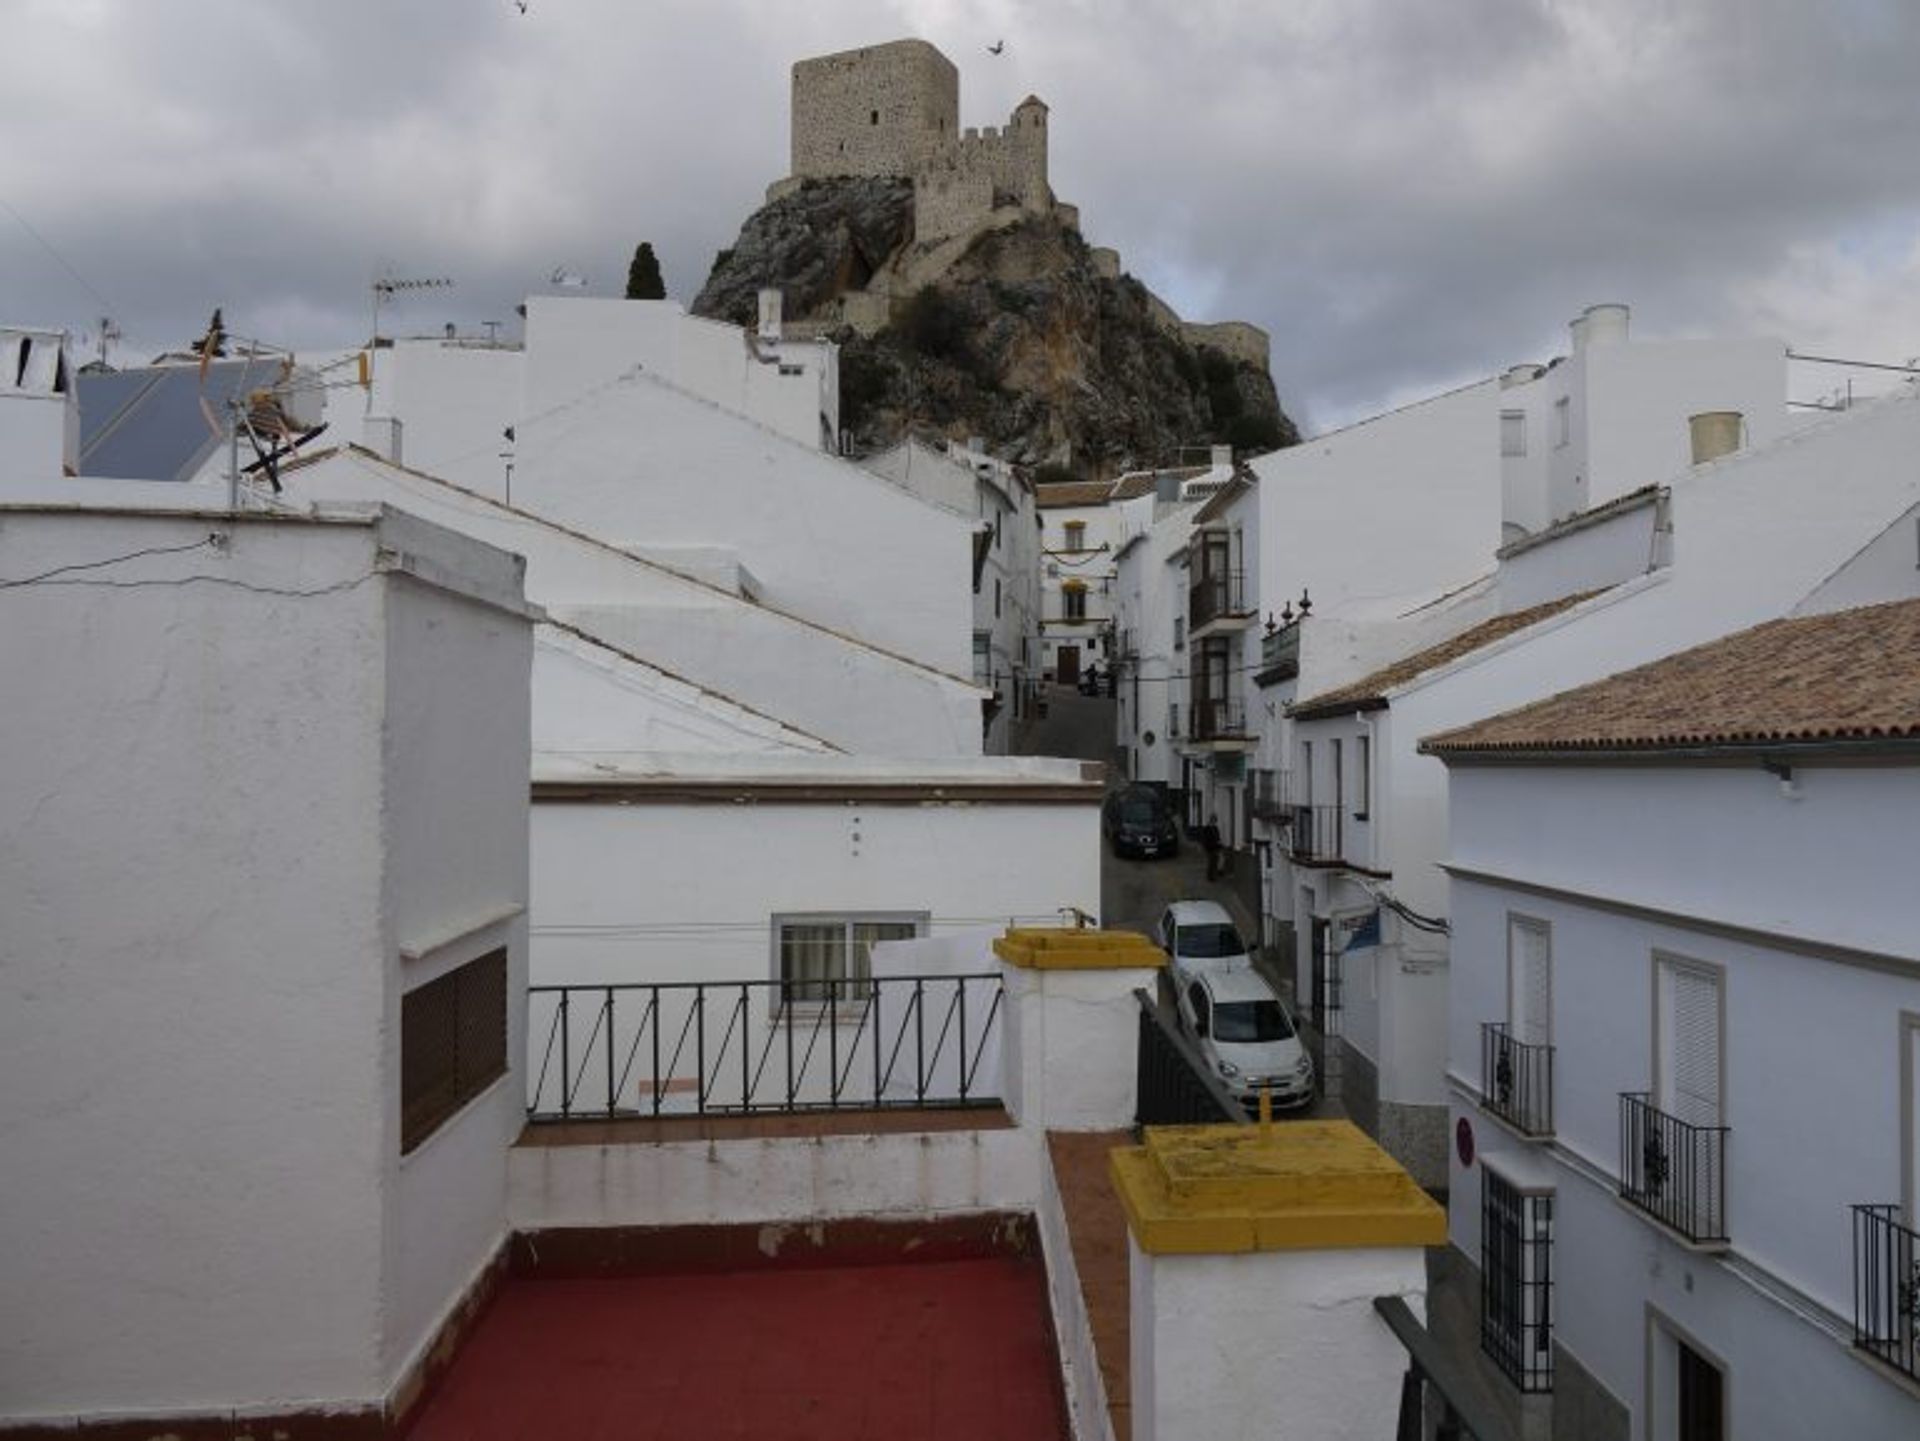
[1156,899,1255,975]
[1174,966,1314,1112]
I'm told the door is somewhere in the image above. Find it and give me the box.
[1676,1340,1724,1441]
[1904,1013,1920,1225]
[1056,645,1079,686]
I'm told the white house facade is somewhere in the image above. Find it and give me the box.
[1424,599,1920,1441]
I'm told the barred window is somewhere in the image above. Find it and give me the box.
[775,915,922,1006]
[402,948,508,1154]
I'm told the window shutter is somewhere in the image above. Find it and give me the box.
[1661,961,1721,1126]
[1509,920,1550,1047]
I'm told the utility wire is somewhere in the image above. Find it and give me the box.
[0,536,217,589]
[0,195,117,315]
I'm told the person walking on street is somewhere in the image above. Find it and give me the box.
[1201,814,1222,881]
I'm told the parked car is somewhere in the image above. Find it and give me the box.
[1102,785,1179,859]
[1156,899,1255,974]
[1173,967,1314,1112]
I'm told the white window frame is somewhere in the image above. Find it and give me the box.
[1500,409,1527,458]
[1355,734,1372,818]
[771,911,928,1013]
[1507,914,1552,1048]
[1652,951,1726,1127]
[1553,396,1571,449]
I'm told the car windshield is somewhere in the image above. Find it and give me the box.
[1213,1000,1293,1043]
[1178,923,1246,958]
[1118,798,1161,824]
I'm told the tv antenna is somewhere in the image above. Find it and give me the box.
[369,274,453,346]
[95,316,122,369]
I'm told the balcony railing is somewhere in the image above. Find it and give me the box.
[1189,696,1248,742]
[1250,767,1292,821]
[1617,1093,1728,1244]
[1134,988,1249,1128]
[1189,570,1249,630]
[1854,1204,1920,1384]
[1288,803,1346,863]
[526,974,1004,1121]
[1257,624,1300,685]
[1482,1023,1554,1137]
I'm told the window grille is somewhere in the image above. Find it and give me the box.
[1481,1170,1554,1391]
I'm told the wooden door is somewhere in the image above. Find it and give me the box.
[1056,645,1079,685]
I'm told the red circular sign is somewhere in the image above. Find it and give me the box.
[1456,1116,1475,1168]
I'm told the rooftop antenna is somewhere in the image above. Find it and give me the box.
[549,266,587,290]
[95,316,121,369]
[369,274,453,347]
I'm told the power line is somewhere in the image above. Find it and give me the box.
[0,195,117,315]
[0,536,217,589]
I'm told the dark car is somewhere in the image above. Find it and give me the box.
[1102,786,1180,860]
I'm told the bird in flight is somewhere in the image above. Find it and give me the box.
[987,40,1005,55]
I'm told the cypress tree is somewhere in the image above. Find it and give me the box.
[625,243,665,300]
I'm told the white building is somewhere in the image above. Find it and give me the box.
[0,500,535,1430]
[1036,477,1132,684]
[1423,598,1920,1441]
[1110,487,1201,790]
[865,436,1044,749]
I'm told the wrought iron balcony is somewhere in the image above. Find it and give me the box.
[1854,1204,1920,1384]
[1189,696,1248,742]
[1256,623,1300,686]
[1482,1023,1554,1137]
[1617,1093,1728,1244]
[1250,767,1292,822]
[1287,804,1346,864]
[1189,569,1251,632]
[526,974,1004,1120]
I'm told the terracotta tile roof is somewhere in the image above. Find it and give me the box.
[1290,591,1599,721]
[1035,480,1114,508]
[1422,597,1920,757]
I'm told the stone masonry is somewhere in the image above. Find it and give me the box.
[779,39,1054,247]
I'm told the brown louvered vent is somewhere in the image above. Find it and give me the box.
[402,948,507,1154]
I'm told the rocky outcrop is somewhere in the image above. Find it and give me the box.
[692,177,1296,474]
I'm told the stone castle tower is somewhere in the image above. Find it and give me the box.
[775,39,1058,246]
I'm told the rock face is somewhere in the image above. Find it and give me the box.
[692,177,1296,473]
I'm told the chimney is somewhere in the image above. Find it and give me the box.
[1211,443,1233,472]
[1501,363,1544,389]
[0,327,79,477]
[1688,411,1742,465]
[1583,302,1630,348]
[967,435,985,458]
[363,415,405,467]
[757,288,784,344]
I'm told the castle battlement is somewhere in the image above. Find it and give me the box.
[783,39,1054,245]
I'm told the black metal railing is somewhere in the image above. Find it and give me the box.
[1257,623,1300,684]
[1134,988,1248,1128]
[1482,1172,1554,1393]
[1618,1093,1729,1243]
[1189,569,1249,630]
[1376,1296,1514,1441]
[1289,803,1345,863]
[1854,1204,1920,1383]
[526,974,1004,1121]
[1190,696,1248,741]
[1250,767,1293,822]
[1482,1023,1554,1137]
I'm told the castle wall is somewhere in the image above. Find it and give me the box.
[911,100,1051,245]
[791,40,958,182]
[1182,320,1271,370]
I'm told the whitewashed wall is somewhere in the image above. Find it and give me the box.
[0,505,531,1423]
[1445,761,1920,1439]
[529,790,1100,992]
[286,450,986,757]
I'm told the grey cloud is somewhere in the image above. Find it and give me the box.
[3,0,1918,431]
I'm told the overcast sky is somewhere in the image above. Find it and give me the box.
[4,0,1919,431]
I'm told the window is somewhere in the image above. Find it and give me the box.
[1300,741,1313,807]
[1655,955,1723,1128]
[1173,615,1185,651]
[1063,583,1087,621]
[1331,738,1344,811]
[1553,396,1571,449]
[1169,701,1180,737]
[994,578,1002,618]
[1508,917,1551,1048]
[973,629,991,685]
[1064,520,1086,550]
[1500,409,1527,457]
[775,914,923,1005]
[870,109,879,125]
[1480,1169,1554,1392]
[1355,735,1371,818]
[401,948,508,1154]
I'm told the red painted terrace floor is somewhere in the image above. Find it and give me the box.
[404,1258,1068,1441]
